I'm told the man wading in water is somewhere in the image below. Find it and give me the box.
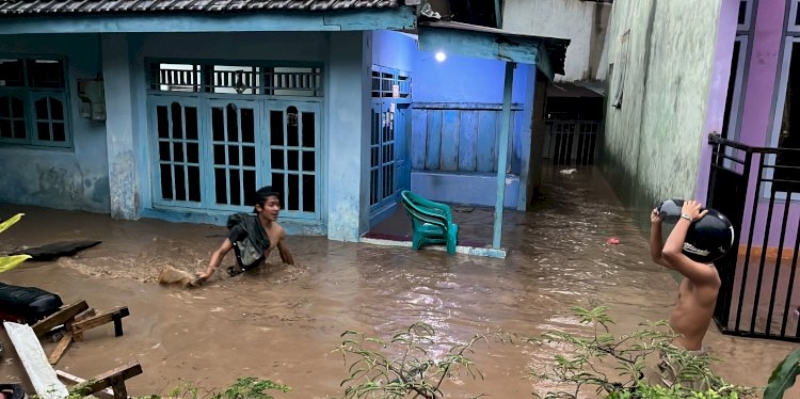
[195,186,294,284]
[649,199,734,388]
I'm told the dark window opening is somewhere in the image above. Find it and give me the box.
[774,42,800,193]
[721,40,742,140]
[0,56,69,146]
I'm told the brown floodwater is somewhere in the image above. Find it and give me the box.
[0,166,798,398]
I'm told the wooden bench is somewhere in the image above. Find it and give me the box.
[4,321,142,399]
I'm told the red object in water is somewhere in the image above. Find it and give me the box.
[607,237,620,245]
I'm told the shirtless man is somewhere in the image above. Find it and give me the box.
[195,186,294,283]
[650,200,733,388]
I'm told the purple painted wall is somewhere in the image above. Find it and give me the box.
[734,0,800,249]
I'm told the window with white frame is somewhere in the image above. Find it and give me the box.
[0,58,70,148]
[789,0,800,32]
[766,0,800,197]
[738,0,754,32]
[769,38,800,194]
[722,35,749,141]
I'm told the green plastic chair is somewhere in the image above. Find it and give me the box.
[400,190,459,255]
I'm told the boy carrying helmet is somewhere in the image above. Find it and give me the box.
[648,199,735,389]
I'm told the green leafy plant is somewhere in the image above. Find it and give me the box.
[331,321,511,399]
[764,349,800,399]
[527,306,759,399]
[0,213,30,273]
[34,377,290,399]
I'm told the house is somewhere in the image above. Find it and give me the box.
[502,0,612,181]
[502,0,611,84]
[601,0,800,342]
[0,0,569,250]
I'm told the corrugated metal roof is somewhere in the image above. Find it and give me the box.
[0,0,399,16]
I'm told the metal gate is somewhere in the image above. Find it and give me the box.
[543,120,601,166]
[707,134,800,342]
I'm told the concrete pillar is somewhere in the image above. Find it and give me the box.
[516,64,537,211]
[526,72,549,207]
[101,34,140,220]
[326,31,372,241]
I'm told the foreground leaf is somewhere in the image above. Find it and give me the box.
[764,350,800,399]
[0,213,24,234]
[0,255,31,273]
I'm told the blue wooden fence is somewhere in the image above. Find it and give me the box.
[411,102,525,175]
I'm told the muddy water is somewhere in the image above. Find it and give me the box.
[0,166,798,398]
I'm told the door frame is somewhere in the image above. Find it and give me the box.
[146,93,324,219]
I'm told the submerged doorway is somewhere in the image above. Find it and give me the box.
[146,61,323,221]
[369,66,412,227]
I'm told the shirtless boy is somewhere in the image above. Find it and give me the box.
[195,186,294,283]
[649,199,734,386]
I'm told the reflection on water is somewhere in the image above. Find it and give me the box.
[0,166,797,398]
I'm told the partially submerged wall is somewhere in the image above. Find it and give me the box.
[601,0,722,227]
[0,34,110,213]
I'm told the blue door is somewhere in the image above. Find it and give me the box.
[395,104,411,195]
[206,99,263,212]
[369,100,412,226]
[369,100,395,212]
[265,100,322,220]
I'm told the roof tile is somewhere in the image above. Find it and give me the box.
[0,0,399,15]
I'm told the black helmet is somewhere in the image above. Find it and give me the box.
[656,199,736,263]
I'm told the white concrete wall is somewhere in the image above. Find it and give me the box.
[503,0,611,82]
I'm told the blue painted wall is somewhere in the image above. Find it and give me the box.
[122,31,365,238]
[409,50,534,209]
[0,34,110,213]
[411,53,531,176]
[128,32,328,227]
[372,30,416,73]
[414,52,529,104]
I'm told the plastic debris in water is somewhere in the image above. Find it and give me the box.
[607,237,620,245]
[560,168,578,175]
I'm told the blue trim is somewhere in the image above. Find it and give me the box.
[141,207,327,236]
[535,45,555,82]
[0,8,417,35]
[417,25,540,65]
[492,62,514,249]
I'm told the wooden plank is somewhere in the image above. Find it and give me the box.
[477,111,498,173]
[411,109,427,169]
[459,111,479,172]
[71,307,130,342]
[4,321,69,399]
[72,362,143,399]
[440,110,460,171]
[48,333,73,366]
[74,307,97,323]
[424,110,442,170]
[56,370,116,399]
[32,300,89,337]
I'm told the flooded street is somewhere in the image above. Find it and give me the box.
[0,166,798,398]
